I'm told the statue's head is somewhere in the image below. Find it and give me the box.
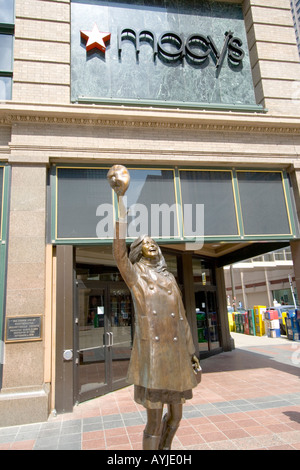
[140,236,159,260]
[107,164,130,196]
[129,235,166,270]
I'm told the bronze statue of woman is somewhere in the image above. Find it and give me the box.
[107,165,201,450]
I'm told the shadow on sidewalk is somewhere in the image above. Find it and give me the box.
[200,346,300,380]
[284,411,300,424]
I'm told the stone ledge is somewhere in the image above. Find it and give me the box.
[0,384,50,427]
[0,102,300,135]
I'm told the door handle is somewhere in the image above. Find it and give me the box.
[105,332,113,347]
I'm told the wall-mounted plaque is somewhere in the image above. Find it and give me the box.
[5,316,42,342]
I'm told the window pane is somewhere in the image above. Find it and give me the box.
[56,168,178,240]
[195,296,208,352]
[0,167,3,238]
[207,291,220,350]
[179,170,238,236]
[192,257,214,286]
[57,168,113,239]
[126,169,178,238]
[0,0,14,24]
[0,34,13,71]
[0,77,12,99]
[237,172,291,236]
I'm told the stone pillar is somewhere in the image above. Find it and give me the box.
[240,271,248,310]
[216,267,234,351]
[0,164,49,426]
[181,253,199,357]
[264,268,273,307]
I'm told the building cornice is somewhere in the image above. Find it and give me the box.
[0,102,300,135]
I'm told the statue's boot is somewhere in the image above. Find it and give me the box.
[143,431,160,450]
[158,414,179,450]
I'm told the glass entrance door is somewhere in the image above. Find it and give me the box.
[109,283,133,391]
[195,288,220,354]
[75,280,133,403]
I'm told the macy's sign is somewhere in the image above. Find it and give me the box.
[81,23,245,70]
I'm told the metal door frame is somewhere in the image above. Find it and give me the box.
[205,288,221,351]
[195,285,221,353]
[74,279,132,403]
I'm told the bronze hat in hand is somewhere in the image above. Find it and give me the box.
[107,165,130,196]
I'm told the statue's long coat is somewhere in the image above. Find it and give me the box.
[113,221,198,392]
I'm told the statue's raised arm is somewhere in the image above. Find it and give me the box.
[107,165,137,287]
[107,164,130,220]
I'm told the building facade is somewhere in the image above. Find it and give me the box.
[1,0,300,426]
[225,247,298,308]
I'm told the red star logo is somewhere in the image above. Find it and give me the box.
[81,24,111,53]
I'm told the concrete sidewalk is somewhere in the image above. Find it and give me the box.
[0,333,300,450]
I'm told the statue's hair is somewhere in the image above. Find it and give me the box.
[129,235,167,271]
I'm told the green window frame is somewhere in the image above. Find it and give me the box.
[0,0,15,100]
[50,165,298,245]
[179,169,240,238]
[236,170,293,237]
[52,165,180,242]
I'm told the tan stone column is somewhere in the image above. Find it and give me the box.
[0,164,49,426]
[216,267,233,352]
[181,253,199,357]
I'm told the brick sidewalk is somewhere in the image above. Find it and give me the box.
[1,333,300,450]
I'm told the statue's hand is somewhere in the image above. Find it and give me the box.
[107,165,130,196]
[191,355,201,373]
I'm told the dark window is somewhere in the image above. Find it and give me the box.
[192,256,214,286]
[57,168,113,239]
[237,171,291,236]
[193,257,219,353]
[56,167,178,239]
[54,166,296,242]
[0,0,14,100]
[126,169,178,238]
[179,170,238,237]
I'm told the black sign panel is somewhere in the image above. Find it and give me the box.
[5,316,42,342]
[71,0,257,108]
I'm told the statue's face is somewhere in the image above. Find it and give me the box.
[141,237,159,260]
[107,165,130,196]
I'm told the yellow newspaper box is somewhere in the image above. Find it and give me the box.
[253,305,266,336]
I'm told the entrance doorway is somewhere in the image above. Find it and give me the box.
[74,280,133,403]
[195,288,221,355]
[192,256,221,355]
